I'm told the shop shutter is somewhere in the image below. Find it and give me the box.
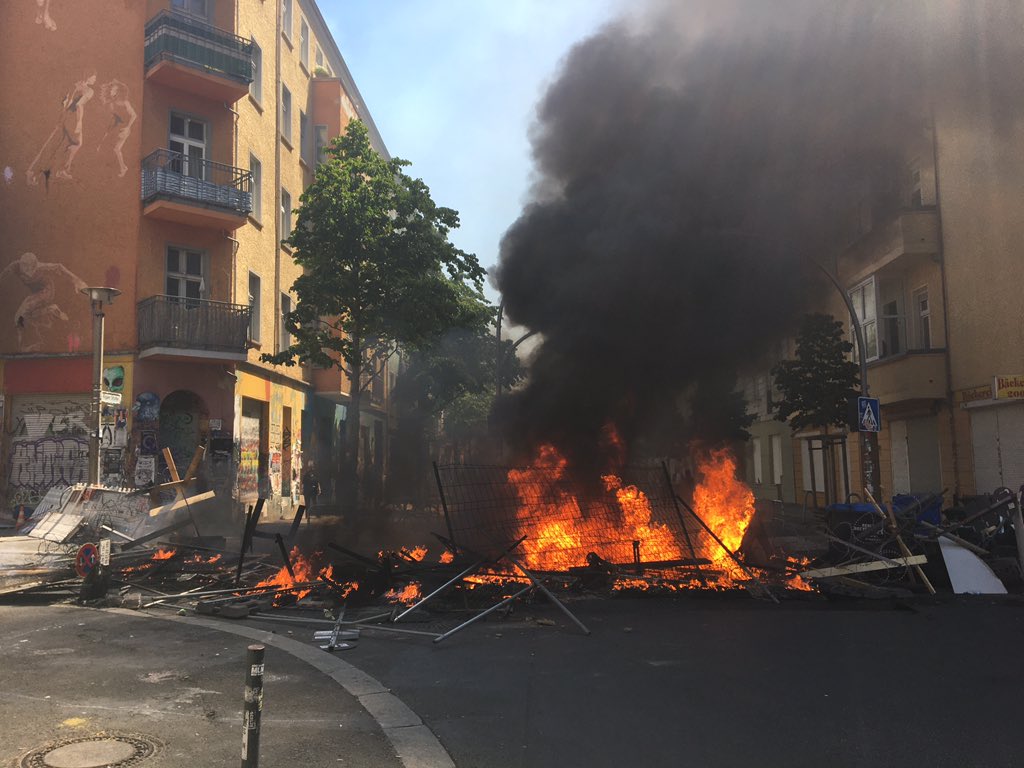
[971,408,1002,493]
[996,404,1024,491]
[890,419,911,494]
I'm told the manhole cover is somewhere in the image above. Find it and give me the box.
[19,733,161,768]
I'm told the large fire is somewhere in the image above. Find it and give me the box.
[505,444,768,590]
[255,547,335,601]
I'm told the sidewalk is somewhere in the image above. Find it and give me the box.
[0,603,452,767]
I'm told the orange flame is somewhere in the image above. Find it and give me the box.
[151,548,176,560]
[439,551,454,564]
[691,448,756,584]
[254,547,334,601]
[384,582,423,605]
[403,546,428,562]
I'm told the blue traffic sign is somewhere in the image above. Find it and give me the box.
[857,396,881,433]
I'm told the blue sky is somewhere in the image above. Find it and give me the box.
[320,1,624,302]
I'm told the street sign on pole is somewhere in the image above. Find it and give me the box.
[100,391,122,406]
[857,396,881,433]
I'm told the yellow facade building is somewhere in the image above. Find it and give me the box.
[0,0,390,518]
[745,100,1024,508]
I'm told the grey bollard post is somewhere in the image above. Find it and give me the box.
[242,644,265,768]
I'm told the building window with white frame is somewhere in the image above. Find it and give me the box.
[315,46,324,70]
[752,437,764,485]
[250,39,262,103]
[300,111,309,165]
[914,286,931,350]
[300,18,309,69]
[166,246,205,304]
[172,0,208,19]
[281,188,292,242]
[281,85,292,143]
[315,125,328,166]
[249,153,262,222]
[248,272,261,343]
[282,0,293,41]
[849,277,878,361]
[169,113,206,179]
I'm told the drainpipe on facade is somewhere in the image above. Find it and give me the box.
[931,106,961,499]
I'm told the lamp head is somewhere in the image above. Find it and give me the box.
[81,286,121,305]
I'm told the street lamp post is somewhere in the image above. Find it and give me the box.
[815,265,880,498]
[81,287,121,485]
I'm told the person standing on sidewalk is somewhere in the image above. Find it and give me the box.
[303,462,321,517]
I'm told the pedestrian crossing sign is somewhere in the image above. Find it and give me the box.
[857,396,880,433]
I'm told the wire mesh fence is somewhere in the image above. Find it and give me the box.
[433,462,721,572]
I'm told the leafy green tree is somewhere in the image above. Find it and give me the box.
[772,313,860,432]
[264,119,487,513]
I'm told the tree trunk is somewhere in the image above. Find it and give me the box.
[341,352,363,521]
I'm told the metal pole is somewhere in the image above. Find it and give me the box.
[89,299,104,485]
[242,644,265,768]
[815,262,880,499]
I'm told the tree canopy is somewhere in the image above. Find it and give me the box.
[772,313,860,432]
[263,118,489,511]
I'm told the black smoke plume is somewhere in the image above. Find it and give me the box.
[495,0,1024,477]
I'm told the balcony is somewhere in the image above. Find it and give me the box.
[840,208,940,285]
[864,314,947,405]
[141,149,252,229]
[144,10,254,102]
[138,295,251,362]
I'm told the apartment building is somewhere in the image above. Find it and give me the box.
[0,0,391,519]
[744,91,1024,507]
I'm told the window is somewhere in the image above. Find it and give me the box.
[249,153,262,221]
[250,40,262,103]
[300,111,309,165]
[300,19,309,69]
[166,247,205,304]
[280,85,292,143]
[315,46,324,69]
[172,0,208,19]
[281,188,292,241]
[752,437,763,485]
[282,0,293,40]
[914,287,931,350]
[169,113,206,179]
[849,277,878,361]
[908,159,923,207]
[280,293,292,351]
[248,272,261,343]
[315,125,329,166]
[770,434,784,487]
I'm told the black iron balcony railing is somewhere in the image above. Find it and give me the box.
[144,9,254,84]
[141,149,252,215]
[138,295,252,354]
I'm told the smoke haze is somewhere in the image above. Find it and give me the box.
[494,0,1024,476]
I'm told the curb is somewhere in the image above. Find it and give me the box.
[108,608,455,768]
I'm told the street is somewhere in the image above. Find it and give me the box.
[3,594,1024,767]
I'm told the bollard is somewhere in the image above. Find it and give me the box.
[242,644,265,768]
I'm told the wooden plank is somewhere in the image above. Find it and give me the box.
[866,489,937,595]
[800,555,928,579]
[148,490,216,517]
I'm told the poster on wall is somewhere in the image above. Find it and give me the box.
[238,409,260,500]
[134,455,155,487]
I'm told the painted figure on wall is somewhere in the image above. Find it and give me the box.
[0,252,87,351]
[103,365,125,393]
[98,80,136,178]
[26,73,97,186]
[35,0,56,31]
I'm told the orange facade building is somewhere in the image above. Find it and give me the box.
[0,0,390,519]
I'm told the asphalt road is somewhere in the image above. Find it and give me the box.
[319,593,1024,768]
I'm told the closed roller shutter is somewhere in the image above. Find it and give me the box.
[971,403,1024,493]
[890,419,911,494]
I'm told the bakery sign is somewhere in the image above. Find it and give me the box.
[994,374,1024,400]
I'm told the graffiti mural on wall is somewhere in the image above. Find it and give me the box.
[5,395,90,514]
[1,252,88,352]
[98,80,136,178]
[238,410,260,500]
[26,73,96,186]
[35,0,57,31]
